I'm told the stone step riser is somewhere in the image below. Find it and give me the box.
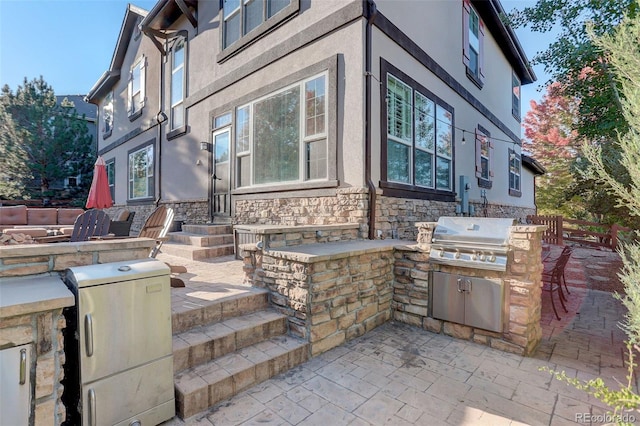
[181,224,233,235]
[175,337,309,419]
[173,315,288,373]
[169,233,234,247]
[172,293,269,335]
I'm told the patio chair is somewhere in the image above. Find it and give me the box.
[542,245,573,320]
[108,209,135,237]
[138,205,175,258]
[35,209,111,243]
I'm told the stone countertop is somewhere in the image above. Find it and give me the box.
[233,223,360,233]
[0,274,75,319]
[256,239,414,262]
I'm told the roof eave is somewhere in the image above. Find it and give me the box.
[522,154,546,175]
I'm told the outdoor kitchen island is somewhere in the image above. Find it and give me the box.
[242,219,547,357]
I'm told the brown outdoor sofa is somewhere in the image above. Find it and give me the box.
[0,205,85,237]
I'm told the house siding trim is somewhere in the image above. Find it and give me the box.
[373,10,521,144]
[98,124,157,156]
[185,1,363,110]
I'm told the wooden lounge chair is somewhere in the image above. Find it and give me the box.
[35,210,111,243]
[139,205,174,258]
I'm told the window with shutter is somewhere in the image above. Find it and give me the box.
[475,126,492,188]
[463,0,484,88]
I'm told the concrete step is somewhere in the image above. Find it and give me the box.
[168,232,234,247]
[160,242,235,260]
[171,288,269,335]
[173,310,288,373]
[174,335,308,419]
[181,224,233,236]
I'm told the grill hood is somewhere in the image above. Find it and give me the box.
[431,217,516,247]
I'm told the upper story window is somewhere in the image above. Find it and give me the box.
[462,0,484,88]
[509,149,522,197]
[385,72,453,192]
[222,0,291,49]
[103,91,113,138]
[128,56,146,120]
[234,72,327,187]
[128,143,154,200]
[475,126,493,188]
[512,72,521,120]
[171,38,186,131]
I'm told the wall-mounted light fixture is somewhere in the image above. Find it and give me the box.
[156,111,168,125]
[200,141,210,151]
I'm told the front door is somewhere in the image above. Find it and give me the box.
[211,128,231,217]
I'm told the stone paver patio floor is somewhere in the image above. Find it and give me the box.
[157,248,638,426]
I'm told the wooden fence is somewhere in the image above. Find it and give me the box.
[527,215,631,251]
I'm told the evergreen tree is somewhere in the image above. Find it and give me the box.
[0,77,94,200]
[0,103,31,198]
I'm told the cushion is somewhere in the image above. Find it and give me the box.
[3,227,48,238]
[114,209,130,222]
[27,208,58,225]
[57,208,85,225]
[0,205,28,226]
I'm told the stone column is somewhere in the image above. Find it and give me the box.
[415,222,437,250]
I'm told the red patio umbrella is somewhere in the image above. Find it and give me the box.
[86,156,114,209]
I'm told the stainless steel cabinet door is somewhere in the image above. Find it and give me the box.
[465,277,504,332]
[0,344,32,426]
[78,275,172,383]
[431,272,465,325]
[82,355,174,426]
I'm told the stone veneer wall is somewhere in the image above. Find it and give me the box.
[0,238,156,425]
[236,224,362,252]
[1,306,68,424]
[375,195,456,240]
[393,222,545,355]
[469,202,536,224]
[106,199,209,235]
[242,242,395,356]
[234,188,370,234]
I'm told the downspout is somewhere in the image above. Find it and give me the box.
[365,0,378,240]
[155,38,167,207]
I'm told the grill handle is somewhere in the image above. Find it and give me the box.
[85,314,94,357]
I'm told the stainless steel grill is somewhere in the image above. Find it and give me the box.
[429,217,516,271]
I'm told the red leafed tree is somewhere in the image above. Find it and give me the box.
[522,82,586,218]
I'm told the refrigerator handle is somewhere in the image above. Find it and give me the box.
[88,388,96,426]
[19,348,26,385]
[85,314,94,357]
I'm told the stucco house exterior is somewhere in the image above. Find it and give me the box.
[86,0,538,240]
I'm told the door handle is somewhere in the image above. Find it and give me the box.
[85,314,94,357]
[212,174,221,180]
[19,348,26,385]
[466,279,472,293]
[457,278,463,293]
[88,388,96,426]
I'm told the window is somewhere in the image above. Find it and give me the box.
[512,72,521,120]
[128,56,146,118]
[171,38,186,130]
[509,148,521,196]
[234,73,327,187]
[462,0,484,87]
[128,144,154,200]
[385,73,453,191]
[475,126,493,188]
[106,159,115,201]
[222,0,291,49]
[103,91,113,137]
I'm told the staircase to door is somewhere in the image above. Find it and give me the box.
[161,224,235,260]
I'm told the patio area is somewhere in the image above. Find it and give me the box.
[157,246,636,425]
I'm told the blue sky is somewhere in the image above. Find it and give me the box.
[0,0,554,118]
